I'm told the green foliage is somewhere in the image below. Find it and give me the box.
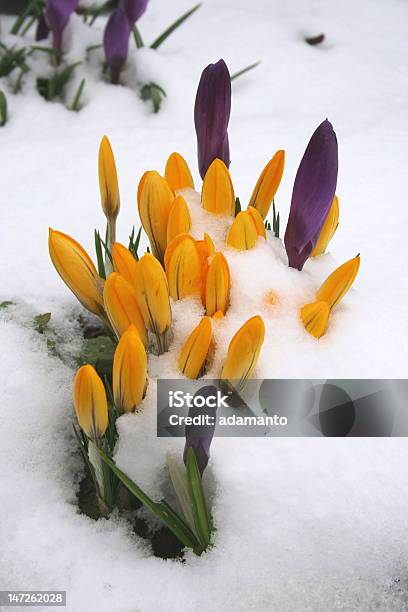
[150,3,202,50]
[128,226,143,260]
[234,196,242,217]
[230,61,261,81]
[79,335,116,377]
[0,91,7,127]
[0,42,29,78]
[33,312,51,333]
[36,62,81,101]
[71,78,86,112]
[0,300,15,309]
[186,448,212,549]
[140,82,167,113]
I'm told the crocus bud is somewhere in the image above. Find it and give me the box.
[205,253,230,316]
[221,316,265,389]
[113,324,147,413]
[165,152,194,192]
[48,228,104,317]
[316,255,360,309]
[226,207,265,250]
[183,385,217,475]
[284,120,338,271]
[194,59,231,179]
[36,12,50,41]
[164,234,202,300]
[166,196,192,244]
[103,272,147,346]
[300,301,330,339]
[178,317,213,379]
[201,159,235,216]
[311,195,339,257]
[119,0,148,26]
[196,233,216,302]
[112,242,138,287]
[103,8,131,84]
[248,150,285,219]
[45,0,79,55]
[138,170,174,264]
[99,135,120,222]
[73,364,108,440]
[133,254,172,353]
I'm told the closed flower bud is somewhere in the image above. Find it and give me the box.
[221,316,265,389]
[48,228,104,317]
[45,0,79,55]
[112,242,138,287]
[300,301,330,339]
[205,252,230,316]
[178,317,213,379]
[103,272,147,345]
[166,195,192,244]
[133,254,172,352]
[196,233,216,302]
[165,152,194,192]
[99,135,120,221]
[226,208,265,250]
[316,255,360,309]
[73,365,108,440]
[103,7,131,84]
[311,195,339,257]
[201,159,235,216]
[113,325,147,413]
[164,234,202,300]
[138,170,174,263]
[248,150,285,219]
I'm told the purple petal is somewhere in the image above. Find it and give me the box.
[284,120,338,270]
[45,0,79,52]
[35,12,50,42]
[119,0,148,26]
[103,8,131,84]
[194,59,231,179]
[183,386,216,476]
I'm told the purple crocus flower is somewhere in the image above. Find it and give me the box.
[35,12,50,42]
[284,119,338,271]
[103,8,131,85]
[194,59,231,179]
[119,0,149,26]
[45,0,79,55]
[183,386,216,476]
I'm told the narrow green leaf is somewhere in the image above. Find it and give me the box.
[186,448,212,549]
[33,312,51,333]
[230,60,261,81]
[132,25,144,48]
[150,3,202,50]
[71,78,86,112]
[234,196,241,217]
[167,454,196,534]
[0,300,15,309]
[0,91,7,127]
[94,230,106,279]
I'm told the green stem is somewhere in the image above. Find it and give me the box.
[132,26,144,49]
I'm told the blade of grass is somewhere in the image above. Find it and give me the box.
[150,3,202,50]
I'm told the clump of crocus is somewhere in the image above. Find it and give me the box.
[221,316,265,391]
[103,272,147,345]
[311,195,339,257]
[178,317,213,379]
[48,228,105,320]
[248,150,285,220]
[165,152,195,192]
[201,159,235,216]
[45,0,79,61]
[226,207,266,250]
[284,119,338,271]
[113,324,148,413]
[194,59,231,179]
[300,254,360,338]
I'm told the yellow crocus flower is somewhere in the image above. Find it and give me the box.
[103,272,147,346]
[113,325,148,413]
[165,152,194,192]
[201,158,235,216]
[221,315,265,389]
[138,170,174,263]
[205,252,230,316]
[311,195,339,257]
[112,242,138,287]
[73,364,108,440]
[164,234,202,300]
[300,301,330,339]
[178,317,213,379]
[248,150,285,219]
[316,254,360,309]
[226,208,265,250]
[98,135,120,221]
[166,195,192,244]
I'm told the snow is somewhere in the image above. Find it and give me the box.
[1,0,408,610]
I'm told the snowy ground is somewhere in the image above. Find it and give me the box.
[1,0,408,610]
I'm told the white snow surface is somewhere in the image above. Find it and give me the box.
[1,1,408,610]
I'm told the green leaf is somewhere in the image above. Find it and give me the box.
[140,82,167,113]
[234,196,241,217]
[10,0,44,35]
[0,300,14,309]
[230,61,261,81]
[71,78,86,112]
[33,312,51,333]
[98,449,203,554]
[94,230,106,279]
[150,3,202,50]
[272,200,280,238]
[132,26,144,49]
[0,90,7,126]
[79,335,116,376]
[167,454,196,534]
[186,448,212,549]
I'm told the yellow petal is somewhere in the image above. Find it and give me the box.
[178,317,213,379]
[248,150,285,219]
[73,364,108,440]
[164,234,202,300]
[103,272,147,345]
[205,252,230,316]
[166,195,192,244]
[201,158,235,216]
[247,206,267,238]
[165,152,194,192]
[133,253,172,335]
[221,316,265,388]
[213,310,225,321]
[48,228,104,317]
[316,255,360,309]
[113,324,147,413]
[226,211,258,250]
[300,300,330,338]
[311,195,339,257]
[138,170,174,263]
[196,232,216,302]
[112,242,138,287]
[98,135,120,220]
